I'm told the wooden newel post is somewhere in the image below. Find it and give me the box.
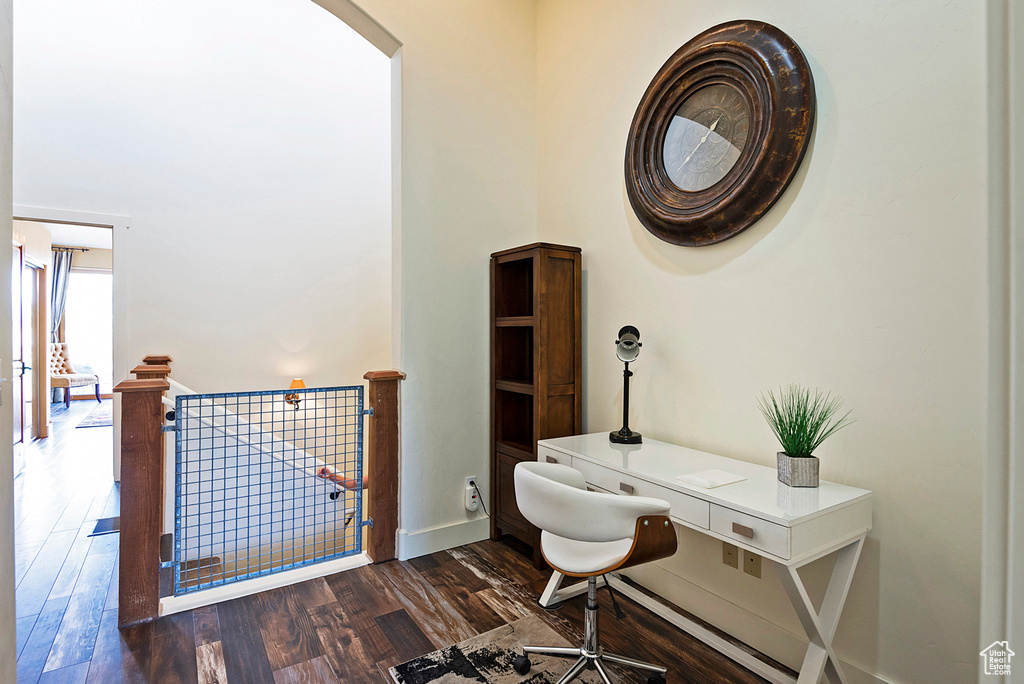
[133,355,173,380]
[114,369,170,628]
[363,370,405,563]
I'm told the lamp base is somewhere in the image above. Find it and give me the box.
[609,429,642,445]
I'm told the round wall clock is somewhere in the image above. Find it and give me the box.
[625,21,815,246]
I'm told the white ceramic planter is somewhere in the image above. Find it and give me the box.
[777,452,819,487]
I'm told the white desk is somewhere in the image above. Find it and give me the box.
[536,433,872,684]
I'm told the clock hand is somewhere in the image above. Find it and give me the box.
[679,116,724,170]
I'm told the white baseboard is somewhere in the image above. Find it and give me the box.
[397,516,490,561]
[623,562,894,684]
[159,552,372,616]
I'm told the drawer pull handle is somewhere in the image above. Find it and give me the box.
[732,522,754,539]
[545,456,557,464]
[619,482,634,495]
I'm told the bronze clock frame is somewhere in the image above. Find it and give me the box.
[625,21,815,246]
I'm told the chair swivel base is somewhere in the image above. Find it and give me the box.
[515,576,666,684]
[514,646,665,684]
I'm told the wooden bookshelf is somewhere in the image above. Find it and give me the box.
[489,242,582,567]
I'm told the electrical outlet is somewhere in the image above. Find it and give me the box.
[743,550,761,579]
[465,476,480,512]
[722,542,738,569]
[465,485,479,512]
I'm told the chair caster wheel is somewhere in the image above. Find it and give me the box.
[513,654,531,675]
[647,676,666,684]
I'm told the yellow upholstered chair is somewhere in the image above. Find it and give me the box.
[49,343,100,408]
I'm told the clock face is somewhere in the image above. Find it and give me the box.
[662,83,751,192]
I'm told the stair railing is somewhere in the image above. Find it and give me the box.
[113,356,403,628]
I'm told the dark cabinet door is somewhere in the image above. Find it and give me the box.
[495,450,529,536]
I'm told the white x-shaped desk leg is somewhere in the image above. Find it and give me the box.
[775,534,865,684]
[537,534,867,684]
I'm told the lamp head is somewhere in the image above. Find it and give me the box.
[615,326,641,363]
[285,378,306,409]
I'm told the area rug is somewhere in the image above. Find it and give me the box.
[389,615,601,683]
[77,401,113,428]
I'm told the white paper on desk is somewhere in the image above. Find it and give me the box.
[676,469,747,489]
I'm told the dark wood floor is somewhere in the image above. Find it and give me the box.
[15,400,121,684]
[14,401,777,683]
[82,540,777,684]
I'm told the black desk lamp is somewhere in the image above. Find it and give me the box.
[610,326,642,444]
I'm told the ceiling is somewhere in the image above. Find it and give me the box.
[34,221,112,249]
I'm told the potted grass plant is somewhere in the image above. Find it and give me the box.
[757,385,854,487]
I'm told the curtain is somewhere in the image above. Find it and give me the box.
[50,248,74,402]
[51,248,74,341]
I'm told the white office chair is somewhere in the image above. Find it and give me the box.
[513,461,678,684]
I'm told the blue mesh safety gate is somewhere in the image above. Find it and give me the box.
[173,385,366,596]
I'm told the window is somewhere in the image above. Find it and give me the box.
[64,271,112,394]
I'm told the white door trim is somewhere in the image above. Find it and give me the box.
[13,205,130,480]
[1005,0,1024,671]
[981,1,1023,680]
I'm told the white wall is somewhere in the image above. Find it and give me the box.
[536,1,987,682]
[323,0,539,557]
[69,248,113,271]
[12,219,50,263]
[0,0,15,679]
[5,2,1002,682]
[14,0,392,397]
[16,0,540,560]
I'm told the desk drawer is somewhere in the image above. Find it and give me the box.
[537,445,570,466]
[569,456,616,491]
[571,457,710,529]
[710,505,790,559]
